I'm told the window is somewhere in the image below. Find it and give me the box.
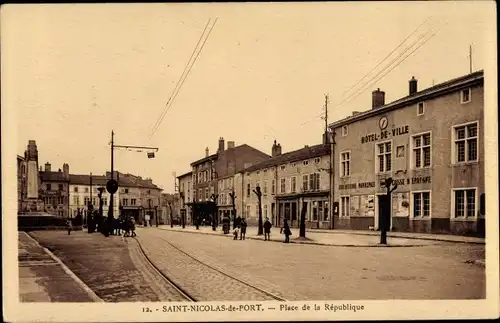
[131,198,136,205]
[376,141,392,173]
[256,182,260,191]
[92,197,96,205]
[454,189,476,218]
[84,197,89,206]
[342,125,348,136]
[221,180,225,190]
[264,205,268,218]
[125,188,129,194]
[85,187,89,193]
[271,180,275,195]
[412,133,431,168]
[291,177,296,193]
[263,180,268,194]
[309,173,320,190]
[324,201,329,221]
[102,198,107,205]
[315,158,321,164]
[59,184,63,191]
[246,205,251,218]
[412,192,430,218]
[46,184,51,191]
[256,171,260,175]
[340,151,350,177]
[198,189,202,200]
[205,188,209,200]
[74,187,78,192]
[255,204,259,218]
[210,186,214,196]
[340,196,350,217]
[247,183,251,197]
[312,202,318,221]
[291,162,297,167]
[461,88,471,104]
[302,175,309,191]
[76,196,80,205]
[280,178,286,193]
[122,198,128,206]
[280,165,286,170]
[417,102,425,115]
[454,123,478,163]
[303,160,309,166]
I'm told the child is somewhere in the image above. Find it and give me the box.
[233,226,240,240]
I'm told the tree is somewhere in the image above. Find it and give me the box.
[210,194,219,231]
[299,202,307,238]
[252,186,263,235]
[229,191,237,229]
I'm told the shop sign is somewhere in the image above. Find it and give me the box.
[339,176,431,190]
[361,123,410,144]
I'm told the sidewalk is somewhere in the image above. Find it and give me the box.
[156,225,446,247]
[18,232,101,302]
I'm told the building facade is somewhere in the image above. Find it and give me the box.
[39,162,70,217]
[177,171,193,225]
[68,174,119,219]
[329,71,485,236]
[239,140,331,228]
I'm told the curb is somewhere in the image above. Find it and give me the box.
[154,227,428,248]
[315,231,485,245]
[23,232,104,303]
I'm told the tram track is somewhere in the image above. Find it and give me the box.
[133,234,287,302]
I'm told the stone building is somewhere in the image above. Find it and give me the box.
[189,137,270,224]
[68,174,119,219]
[329,70,485,236]
[239,140,331,228]
[39,162,70,217]
[177,171,193,225]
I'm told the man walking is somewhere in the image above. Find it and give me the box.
[240,218,247,240]
[264,217,272,241]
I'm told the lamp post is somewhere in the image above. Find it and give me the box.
[179,192,186,229]
[229,191,237,229]
[380,177,398,245]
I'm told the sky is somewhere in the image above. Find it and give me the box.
[2,2,495,192]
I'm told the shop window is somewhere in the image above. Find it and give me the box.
[412,191,430,218]
[340,196,350,217]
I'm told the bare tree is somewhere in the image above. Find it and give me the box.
[252,185,263,235]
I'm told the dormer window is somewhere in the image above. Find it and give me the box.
[461,88,471,104]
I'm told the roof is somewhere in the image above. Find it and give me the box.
[40,171,69,182]
[177,171,192,179]
[191,153,218,167]
[329,70,484,129]
[69,171,161,190]
[243,144,330,173]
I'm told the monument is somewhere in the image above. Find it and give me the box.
[19,140,45,214]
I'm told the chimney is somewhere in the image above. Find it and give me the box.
[276,144,282,156]
[409,76,418,95]
[227,141,235,149]
[63,163,69,179]
[218,137,225,153]
[271,140,278,157]
[44,162,51,172]
[205,147,209,157]
[372,88,385,109]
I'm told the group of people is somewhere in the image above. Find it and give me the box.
[232,217,292,243]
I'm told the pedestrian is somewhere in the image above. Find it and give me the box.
[66,219,73,235]
[233,226,240,240]
[130,216,137,237]
[240,218,247,240]
[281,218,292,243]
[263,217,272,241]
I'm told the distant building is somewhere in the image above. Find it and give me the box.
[329,71,484,236]
[177,171,193,225]
[68,174,119,219]
[189,138,270,224]
[39,162,70,217]
[239,140,331,228]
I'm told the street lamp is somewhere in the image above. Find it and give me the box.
[380,177,398,245]
[252,185,263,235]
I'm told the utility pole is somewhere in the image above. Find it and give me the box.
[469,44,473,74]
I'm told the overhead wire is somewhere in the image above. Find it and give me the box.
[149,18,219,139]
[149,18,212,138]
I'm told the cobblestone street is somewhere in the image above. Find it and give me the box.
[137,228,486,300]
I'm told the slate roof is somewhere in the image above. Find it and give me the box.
[69,171,161,190]
[40,171,69,182]
[329,70,484,128]
[243,144,330,173]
